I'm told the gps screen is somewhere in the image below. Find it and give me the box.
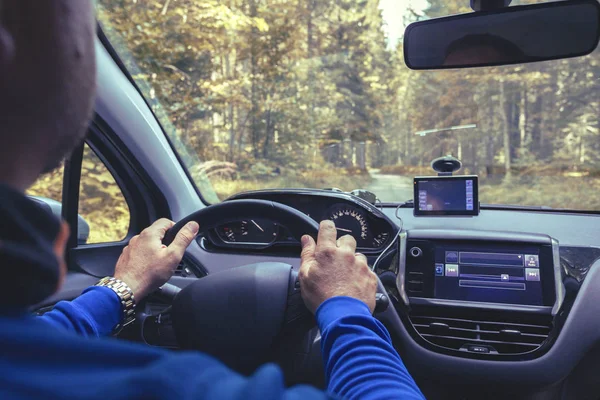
[414,176,479,216]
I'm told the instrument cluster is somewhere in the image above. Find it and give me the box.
[205,190,397,253]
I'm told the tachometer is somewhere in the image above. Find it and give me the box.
[216,219,278,245]
[327,205,370,244]
[373,232,390,248]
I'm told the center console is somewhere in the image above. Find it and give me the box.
[395,229,564,359]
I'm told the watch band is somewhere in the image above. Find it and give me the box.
[95,276,136,333]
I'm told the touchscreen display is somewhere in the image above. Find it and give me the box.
[414,176,478,216]
[434,246,543,306]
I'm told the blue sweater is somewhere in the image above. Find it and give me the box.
[0,287,424,399]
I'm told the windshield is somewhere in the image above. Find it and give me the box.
[97,0,600,210]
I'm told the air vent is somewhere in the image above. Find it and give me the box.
[173,257,206,278]
[409,307,553,356]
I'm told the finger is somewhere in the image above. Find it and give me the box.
[317,220,337,247]
[167,221,200,257]
[337,234,357,252]
[146,218,176,240]
[355,252,368,265]
[129,235,139,246]
[300,235,316,261]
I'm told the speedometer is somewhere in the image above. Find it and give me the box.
[216,219,278,245]
[327,205,370,244]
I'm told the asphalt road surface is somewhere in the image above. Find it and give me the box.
[367,170,413,203]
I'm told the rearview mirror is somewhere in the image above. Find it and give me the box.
[404,0,600,70]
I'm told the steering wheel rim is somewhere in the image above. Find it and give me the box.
[163,199,320,246]
[162,199,319,373]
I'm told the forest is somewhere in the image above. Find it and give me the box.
[29,0,600,241]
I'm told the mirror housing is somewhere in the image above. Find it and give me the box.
[28,196,90,245]
[404,0,600,70]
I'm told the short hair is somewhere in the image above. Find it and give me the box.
[445,33,525,62]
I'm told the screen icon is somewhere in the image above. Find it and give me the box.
[466,204,474,210]
[445,264,459,277]
[525,255,539,268]
[466,180,473,187]
[501,274,510,281]
[466,186,473,194]
[426,204,433,210]
[466,197,473,204]
[435,264,444,276]
[525,268,540,281]
[445,251,459,263]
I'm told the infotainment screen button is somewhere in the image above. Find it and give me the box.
[525,255,539,268]
[525,268,541,281]
[445,264,459,277]
[445,251,458,263]
[435,264,444,276]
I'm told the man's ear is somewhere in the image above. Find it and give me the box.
[52,222,71,292]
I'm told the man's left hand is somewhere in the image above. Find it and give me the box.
[114,218,199,300]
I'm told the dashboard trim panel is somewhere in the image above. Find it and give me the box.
[409,297,554,314]
[407,229,553,244]
[396,231,410,305]
[551,238,565,316]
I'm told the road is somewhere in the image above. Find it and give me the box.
[367,169,413,203]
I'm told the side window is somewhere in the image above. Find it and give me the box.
[26,144,131,245]
[79,144,131,244]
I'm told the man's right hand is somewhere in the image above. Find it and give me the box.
[299,220,378,314]
[114,218,199,301]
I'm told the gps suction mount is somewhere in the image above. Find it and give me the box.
[431,155,462,177]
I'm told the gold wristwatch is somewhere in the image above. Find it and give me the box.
[95,276,136,333]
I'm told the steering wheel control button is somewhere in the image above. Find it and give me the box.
[374,293,390,313]
[445,264,459,277]
[525,254,539,268]
[435,263,444,276]
[466,345,490,354]
[525,268,541,281]
[410,247,423,258]
[445,251,459,263]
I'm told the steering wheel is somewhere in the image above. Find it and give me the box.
[161,199,320,373]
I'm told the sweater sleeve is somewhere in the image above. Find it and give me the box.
[317,296,425,400]
[38,286,122,337]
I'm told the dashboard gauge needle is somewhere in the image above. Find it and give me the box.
[336,227,353,234]
[251,219,264,232]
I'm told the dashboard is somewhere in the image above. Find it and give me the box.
[204,189,397,253]
[191,187,600,399]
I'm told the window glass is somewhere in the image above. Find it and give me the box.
[79,144,131,243]
[97,0,600,211]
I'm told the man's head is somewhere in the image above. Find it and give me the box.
[0,0,96,191]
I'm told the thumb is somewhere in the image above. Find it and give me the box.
[300,235,316,260]
[168,221,200,257]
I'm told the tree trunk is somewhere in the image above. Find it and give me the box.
[225,53,236,162]
[262,109,272,158]
[249,0,260,158]
[519,85,527,145]
[307,0,317,162]
[500,80,512,180]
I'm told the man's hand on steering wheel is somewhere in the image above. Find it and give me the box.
[299,220,378,314]
[114,218,200,300]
